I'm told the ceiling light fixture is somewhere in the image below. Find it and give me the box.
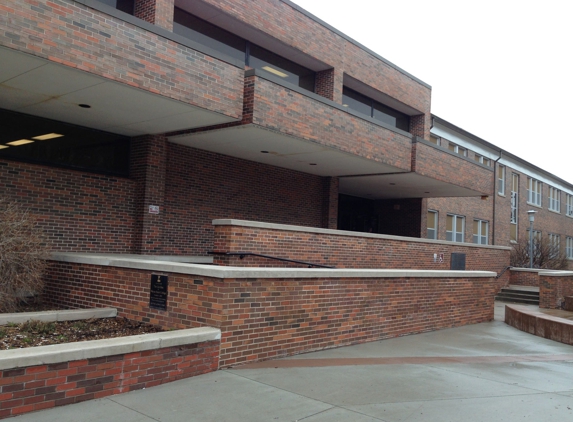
[78,104,91,108]
[7,139,34,146]
[262,66,288,78]
[33,133,64,140]
[0,145,9,150]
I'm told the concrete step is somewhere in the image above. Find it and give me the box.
[495,288,539,305]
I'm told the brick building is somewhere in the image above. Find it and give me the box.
[0,0,569,267]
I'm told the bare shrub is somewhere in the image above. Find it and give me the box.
[0,199,49,312]
[510,236,568,270]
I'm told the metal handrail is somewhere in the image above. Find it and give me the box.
[496,265,512,279]
[208,251,334,268]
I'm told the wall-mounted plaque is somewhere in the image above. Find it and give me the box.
[150,274,168,311]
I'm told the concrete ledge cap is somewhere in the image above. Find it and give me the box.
[0,308,117,326]
[0,327,221,370]
[539,270,573,277]
[211,219,511,250]
[50,253,496,279]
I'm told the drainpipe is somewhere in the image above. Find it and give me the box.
[492,150,503,245]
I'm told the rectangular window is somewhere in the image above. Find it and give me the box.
[567,194,573,217]
[427,210,438,239]
[527,177,542,206]
[448,142,467,157]
[474,154,491,166]
[548,187,561,212]
[429,135,441,145]
[473,219,488,245]
[96,0,135,14]
[510,173,519,242]
[446,214,465,243]
[497,165,505,195]
[342,87,410,131]
[566,237,573,259]
[548,233,560,258]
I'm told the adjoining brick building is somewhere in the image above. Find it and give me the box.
[0,0,569,267]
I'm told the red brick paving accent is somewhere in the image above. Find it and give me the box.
[0,0,243,118]
[0,159,136,253]
[540,274,573,309]
[0,341,219,420]
[505,305,573,345]
[43,260,496,368]
[211,222,510,277]
[509,270,541,287]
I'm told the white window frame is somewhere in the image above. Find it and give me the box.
[548,187,560,212]
[510,173,519,242]
[474,154,491,167]
[527,177,542,207]
[446,214,465,243]
[473,219,488,245]
[448,142,467,157]
[566,237,573,259]
[548,233,560,258]
[427,210,438,240]
[430,135,441,146]
[497,165,505,196]
[566,194,573,217]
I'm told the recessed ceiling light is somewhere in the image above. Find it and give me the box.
[260,151,269,153]
[425,191,430,194]
[389,183,396,185]
[7,139,34,146]
[262,66,288,78]
[309,163,317,166]
[342,104,349,107]
[33,133,64,140]
[0,145,9,149]
[78,104,91,108]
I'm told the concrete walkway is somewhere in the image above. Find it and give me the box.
[13,303,573,422]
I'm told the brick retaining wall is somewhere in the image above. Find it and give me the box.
[539,272,573,309]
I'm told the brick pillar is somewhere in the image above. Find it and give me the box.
[409,114,430,140]
[322,177,339,229]
[315,69,335,100]
[131,135,167,253]
[134,0,174,31]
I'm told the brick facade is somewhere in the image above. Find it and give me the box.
[539,273,573,309]
[0,341,219,419]
[42,259,496,368]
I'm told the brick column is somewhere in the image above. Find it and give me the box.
[131,135,167,253]
[315,69,335,100]
[134,0,174,31]
[409,114,430,140]
[322,177,339,229]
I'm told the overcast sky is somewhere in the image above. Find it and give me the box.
[291,0,573,182]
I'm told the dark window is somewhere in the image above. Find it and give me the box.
[96,0,135,15]
[173,8,315,92]
[342,87,410,131]
[0,110,130,176]
[173,8,246,63]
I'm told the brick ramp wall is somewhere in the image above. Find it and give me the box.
[43,260,496,368]
[509,269,541,287]
[0,340,219,419]
[539,273,573,309]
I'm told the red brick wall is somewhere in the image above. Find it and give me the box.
[0,159,136,252]
[42,260,495,368]
[509,270,540,287]
[539,274,573,309]
[211,222,510,275]
[134,0,174,31]
[161,145,326,255]
[0,341,219,419]
[0,0,243,119]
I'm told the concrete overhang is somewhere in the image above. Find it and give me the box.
[169,124,487,200]
[0,46,237,137]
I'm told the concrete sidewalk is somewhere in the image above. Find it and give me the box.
[12,303,573,422]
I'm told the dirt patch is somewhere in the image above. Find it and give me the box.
[0,317,165,350]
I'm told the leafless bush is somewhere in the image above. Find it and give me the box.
[510,236,568,270]
[0,199,49,312]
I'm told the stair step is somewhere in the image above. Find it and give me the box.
[496,292,539,300]
[495,296,540,305]
[499,289,539,297]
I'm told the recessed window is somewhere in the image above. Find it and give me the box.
[448,142,467,157]
[566,194,573,217]
[566,237,573,259]
[497,165,505,195]
[173,8,316,92]
[427,210,438,240]
[446,214,465,243]
[473,219,488,245]
[548,186,560,212]
[342,87,410,131]
[474,154,491,166]
[0,109,130,176]
[95,0,134,14]
[527,177,542,206]
[430,135,441,145]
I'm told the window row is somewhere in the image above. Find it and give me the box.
[427,211,488,245]
[430,135,492,166]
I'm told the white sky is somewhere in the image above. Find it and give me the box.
[291,0,573,182]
